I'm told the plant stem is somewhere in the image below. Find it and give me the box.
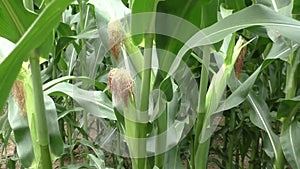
[249,131,259,169]
[275,49,299,169]
[235,148,240,168]
[226,110,236,169]
[135,33,153,169]
[78,0,88,130]
[127,34,153,169]
[193,47,210,169]
[77,4,91,163]
[155,108,167,168]
[195,139,211,169]
[222,126,228,167]
[123,37,144,77]
[29,53,52,169]
[67,118,75,163]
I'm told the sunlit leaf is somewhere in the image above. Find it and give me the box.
[0,0,36,42]
[0,0,74,112]
[130,0,161,45]
[45,82,116,120]
[171,4,300,75]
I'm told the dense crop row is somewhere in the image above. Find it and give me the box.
[0,0,300,168]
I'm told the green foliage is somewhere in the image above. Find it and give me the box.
[45,82,115,120]
[1,0,300,168]
[130,0,161,45]
[280,120,300,169]
[0,0,36,42]
[0,0,74,115]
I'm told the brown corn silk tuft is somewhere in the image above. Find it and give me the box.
[12,80,27,116]
[108,68,134,106]
[235,45,247,79]
[108,20,125,62]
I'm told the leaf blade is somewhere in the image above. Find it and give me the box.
[280,121,300,169]
[0,0,74,112]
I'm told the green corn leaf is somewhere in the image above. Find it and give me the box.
[198,39,298,159]
[163,146,185,169]
[213,41,298,159]
[42,75,106,91]
[170,4,300,76]
[0,0,74,113]
[224,0,246,11]
[248,92,279,158]
[88,154,106,169]
[130,0,162,45]
[280,120,300,169]
[44,95,64,157]
[0,0,54,58]
[44,82,116,120]
[199,37,245,143]
[156,0,219,72]
[0,0,36,42]
[7,96,35,167]
[277,96,300,120]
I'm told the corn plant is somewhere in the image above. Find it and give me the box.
[1,0,300,169]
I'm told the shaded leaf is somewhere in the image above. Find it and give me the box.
[277,96,300,119]
[7,96,34,167]
[248,92,279,158]
[88,154,105,169]
[280,120,300,169]
[159,77,173,101]
[78,138,104,158]
[224,0,246,11]
[163,146,185,169]
[44,95,64,156]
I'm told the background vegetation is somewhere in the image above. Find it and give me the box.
[0,0,300,168]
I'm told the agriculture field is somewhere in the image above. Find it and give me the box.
[0,0,300,168]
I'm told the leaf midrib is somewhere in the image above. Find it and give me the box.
[288,124,299,168]
[2,0,25,36]
[247,94,278,159]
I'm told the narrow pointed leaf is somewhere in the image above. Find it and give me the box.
[216,42,299,114]
[171,4,300,75]
[248,92,279,158]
